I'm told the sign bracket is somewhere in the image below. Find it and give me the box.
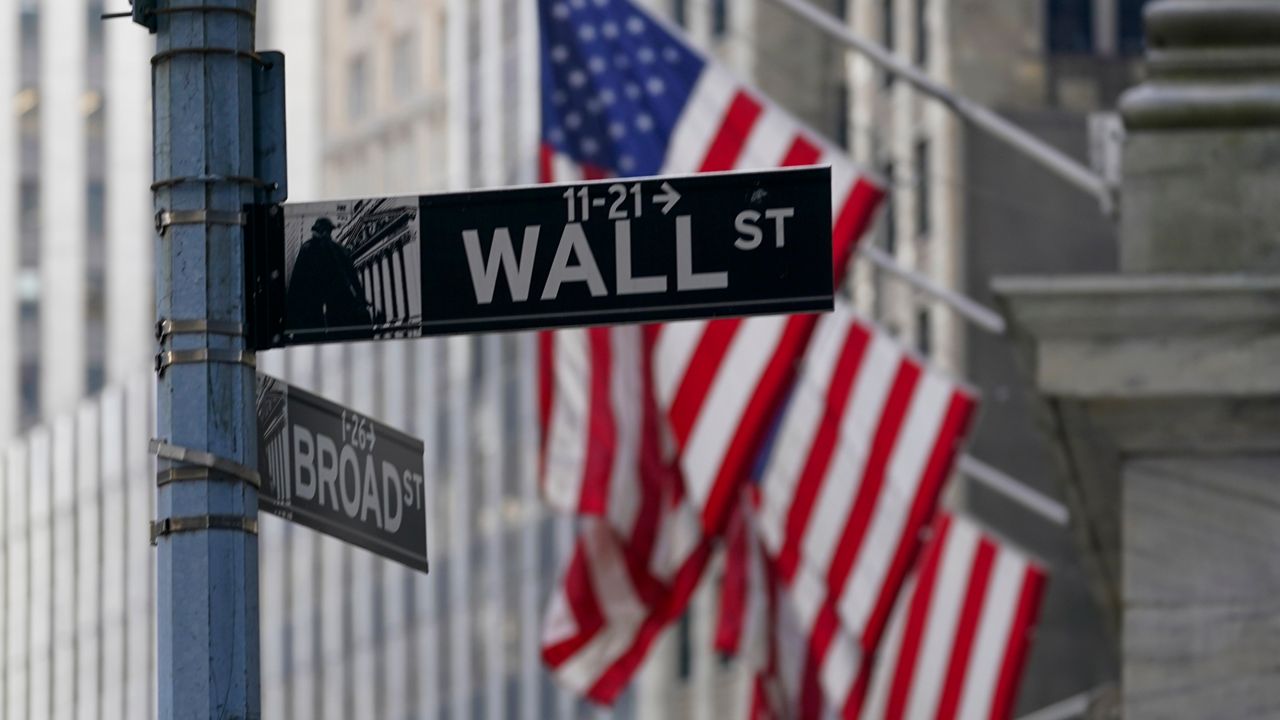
[156,209,247,234]
[150,438,263,489]
[150,516,259,545]
[155,348,256,374]
[156,318,245,340]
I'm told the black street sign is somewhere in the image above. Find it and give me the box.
[247,166,833,348]
[256,374,428,573]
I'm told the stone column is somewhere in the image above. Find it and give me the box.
[993,2,1280,717]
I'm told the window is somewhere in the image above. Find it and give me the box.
[712,0,728,38]
[20,360,38,425]
[881,0,896,87]
[1118,0,1152,55]
[881,161,896,255]
[1046,0,1094,55]
[914,0,928,67]
[677,611,692,680]
[348,54,368,122]
[392,33,418,95]
[916,307,932,357]
[87,363,104,395]
[914,139,930,238]
[673,0,687,27]
[834,81,850,150]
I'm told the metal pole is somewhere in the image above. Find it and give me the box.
[957,455,1071,527]
[766,0,1116,213]
[147,0,261,717]
[857,244,1008,335]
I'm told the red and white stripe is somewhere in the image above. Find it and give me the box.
[654,312,817,533]
[646,64,885,534]
[539,324,717,704]
[854,513,1047,720]
[539,326,647,525]
[742,552,868,719]
[661,64,884,258]
[542,51,885,538]
[758,304,978,656]
[541,507,714,704]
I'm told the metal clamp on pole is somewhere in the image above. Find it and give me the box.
[150,174,273,191]
[155,319,245,340]
[157,467,221,487]
[150,439,262,489]
[150,515,259,545]
[156,209,247,234]
[155,348,256,374]
[148,5,257,21]
[151,47,270,67]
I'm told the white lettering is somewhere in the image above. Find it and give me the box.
[614,219,667,295]
[734,210,763,250]
[360,454,383,529]
[541,222,608,299]
[766,207,795,247]
[675,215,728,291]
[339,444,362,518]
[317,433,340,511]
[383,462,404,533]
[461,226,541,304]
[292,425,317,501]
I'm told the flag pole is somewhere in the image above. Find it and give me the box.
[1016,688,1102,720]
[857,244,1008,335]
[957,455,1070,527]
[765,0,1116,214]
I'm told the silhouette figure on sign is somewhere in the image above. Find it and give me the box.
[286,217,374,338]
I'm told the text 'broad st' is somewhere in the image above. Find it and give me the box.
[257,374,429,573]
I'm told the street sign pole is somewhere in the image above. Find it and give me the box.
[143,1,261,717]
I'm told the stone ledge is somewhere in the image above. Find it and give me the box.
[993,274,1280,398]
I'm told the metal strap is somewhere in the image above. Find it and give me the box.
[149,5,256,21]
[150,515,259,545]
[156,209,246,232]
[151,47,268,66]
[155,348,256,373]
[150,439,262,489]
[151,174,272,191]
[156,319,245,340]
[157,467,221,487]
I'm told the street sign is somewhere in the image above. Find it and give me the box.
[256,374,428,573]
[246,166,833,348]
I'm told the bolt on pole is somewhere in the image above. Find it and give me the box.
[143,0,262,717]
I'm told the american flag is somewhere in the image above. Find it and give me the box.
[756,302,979,678]
[539,325,715,703]
[539,0,886,534]
[536,0,1046,713]
[854,512,1047,719]
[742,513,1047,718]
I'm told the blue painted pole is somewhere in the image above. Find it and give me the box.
[148,1,260,717]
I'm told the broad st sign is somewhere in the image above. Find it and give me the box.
[246,166,833,347]
[256,374,428,573]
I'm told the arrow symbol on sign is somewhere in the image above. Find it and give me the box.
[652,182,681,215]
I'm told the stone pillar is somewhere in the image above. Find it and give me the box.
[993,2,1280,717]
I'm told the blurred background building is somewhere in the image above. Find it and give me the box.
[0,0,1150,717]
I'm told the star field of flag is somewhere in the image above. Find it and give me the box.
[540,0,704,176]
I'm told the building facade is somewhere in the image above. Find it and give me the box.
[0,0,1147,717]
[0,0,153,444]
